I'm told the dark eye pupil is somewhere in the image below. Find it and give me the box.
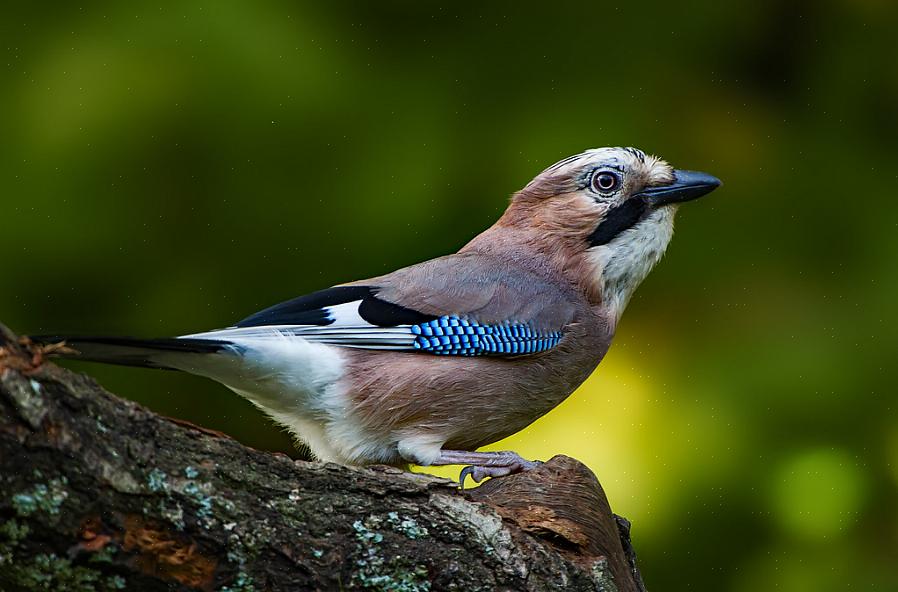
[594,172,618,191]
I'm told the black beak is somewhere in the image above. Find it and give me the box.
[637,169,721,207]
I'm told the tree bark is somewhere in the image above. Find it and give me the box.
[0,325,646,592]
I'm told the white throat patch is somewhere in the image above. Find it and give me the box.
[587,206,676,325]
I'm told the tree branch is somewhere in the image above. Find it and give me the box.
[0,324,646,591]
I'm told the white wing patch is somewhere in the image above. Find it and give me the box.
[324,301,369,327]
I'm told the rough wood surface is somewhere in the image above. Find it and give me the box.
[0,325,646,591]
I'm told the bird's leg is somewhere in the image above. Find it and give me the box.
[430,450,541,488]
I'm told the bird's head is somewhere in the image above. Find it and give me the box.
[496,147,720,322]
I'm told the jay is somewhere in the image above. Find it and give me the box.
[34,147,720,485]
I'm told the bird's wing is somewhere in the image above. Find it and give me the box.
[185,253,577,357]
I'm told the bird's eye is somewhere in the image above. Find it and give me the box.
[591,170,621,193]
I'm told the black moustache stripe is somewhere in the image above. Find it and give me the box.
[587,198,648,247]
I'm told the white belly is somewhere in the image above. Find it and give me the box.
[161,334,362,463]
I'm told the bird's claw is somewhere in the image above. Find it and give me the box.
[457,456,541,489]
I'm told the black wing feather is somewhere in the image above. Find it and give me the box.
[236,286,371,327]
[357,295,435,326]
[235,285,437,328]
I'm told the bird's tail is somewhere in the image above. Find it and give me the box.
[29,335,232,370]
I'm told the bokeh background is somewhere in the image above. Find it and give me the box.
[2,1,897,589]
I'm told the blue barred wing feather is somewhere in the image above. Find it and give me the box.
[411,317,562,356]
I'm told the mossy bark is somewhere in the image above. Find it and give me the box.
[0,327,646,592]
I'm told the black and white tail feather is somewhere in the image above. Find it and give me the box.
[28,335,235,370]
[31,285,433,370]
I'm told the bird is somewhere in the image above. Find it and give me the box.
[31,147,720,485]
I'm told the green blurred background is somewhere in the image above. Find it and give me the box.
[2,1,897,589]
